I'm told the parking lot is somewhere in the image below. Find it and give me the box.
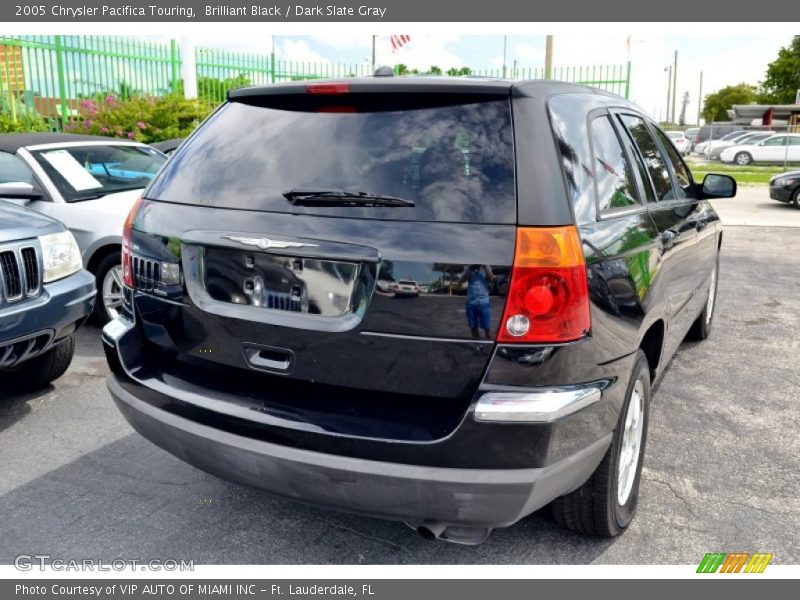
[1,187,798,565]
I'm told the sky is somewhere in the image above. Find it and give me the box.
[160,33,790,125]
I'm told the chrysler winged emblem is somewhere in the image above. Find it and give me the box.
[221,235,318,250]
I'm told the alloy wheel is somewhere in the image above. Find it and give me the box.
[102,265,124,321]
[617,379,645,506]
[706,268,717,325]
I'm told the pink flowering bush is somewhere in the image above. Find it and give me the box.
[72,93,213,143]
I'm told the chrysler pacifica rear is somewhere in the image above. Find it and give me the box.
[103,78,735,543]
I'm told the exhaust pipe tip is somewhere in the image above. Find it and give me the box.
[406,521,494,545]
[415,521,447,541]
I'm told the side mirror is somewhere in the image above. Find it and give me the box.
[702,174,736,199]
[0,181,42,201]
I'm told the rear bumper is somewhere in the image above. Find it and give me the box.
[108,373,610,528]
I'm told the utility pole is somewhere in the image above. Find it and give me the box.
[502,35,508,78]
[270,35,276,84]
[371,35,376,73]
[671,50,678,123]
[665,65,672,124]
[697,71,703,125]
[545,35,553,80]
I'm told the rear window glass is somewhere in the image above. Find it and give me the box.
[147,99,516,224]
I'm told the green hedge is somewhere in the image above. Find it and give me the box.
[0,111,51,133]
[66,94,214,143]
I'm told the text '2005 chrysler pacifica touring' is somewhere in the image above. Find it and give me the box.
[102,77,735,544]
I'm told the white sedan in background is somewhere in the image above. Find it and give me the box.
[665,131,689,156]
[706,132,774,160]
[0,133,167,323]
[720,134,800,165]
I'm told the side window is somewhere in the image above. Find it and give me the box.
[790,137,800,146]
[0,152,33,185]
[616,120,656,203]
[762,136,787,146]
[589,115,639,212]
[617,114,674,201]
[653,127,692,198]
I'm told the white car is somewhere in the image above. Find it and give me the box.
[704,131,759,159]
[665,131,689,156]
[0,133,167,323]
[694,131,745,156]
[706,132,773,160]
[392,279,421,297]
[720,134,800,166]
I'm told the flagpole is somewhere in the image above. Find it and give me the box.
[371,35,376,74]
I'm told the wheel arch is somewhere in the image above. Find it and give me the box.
[639,320,665,383]
[86,241,121,274]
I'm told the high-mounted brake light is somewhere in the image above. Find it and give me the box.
[497,226,591,344]
[306,82,350,95]
[316,106,358,113]
[121,197,144,287]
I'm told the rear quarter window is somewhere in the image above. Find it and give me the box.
[147,98,516,224]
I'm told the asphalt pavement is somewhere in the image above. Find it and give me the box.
[1,188,798,564]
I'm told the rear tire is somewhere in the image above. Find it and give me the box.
[792,187,800,209]
[552,350,651,537]
[0,335,75,393]
[734,152,752,166]
[687,256,719,341]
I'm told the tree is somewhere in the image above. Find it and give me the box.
[760,36,800,103]
[395,64,409,75]
[702,83,758,122]
[428,65,442,75]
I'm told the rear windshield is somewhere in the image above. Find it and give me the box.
[146,98,516,224]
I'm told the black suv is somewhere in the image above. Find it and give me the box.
[103,78,735,544]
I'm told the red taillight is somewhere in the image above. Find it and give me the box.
[497,226,591,343]
[306,82,350,95]
[121,197,144,287]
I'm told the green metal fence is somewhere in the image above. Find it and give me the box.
[472,64,631,97]
[1,34,631,129]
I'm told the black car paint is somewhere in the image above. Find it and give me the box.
[103,79,724,528]
[769,170,800,204]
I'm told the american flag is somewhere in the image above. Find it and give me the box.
[390,35,411,52]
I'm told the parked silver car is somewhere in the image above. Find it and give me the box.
[0,133,167,323]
